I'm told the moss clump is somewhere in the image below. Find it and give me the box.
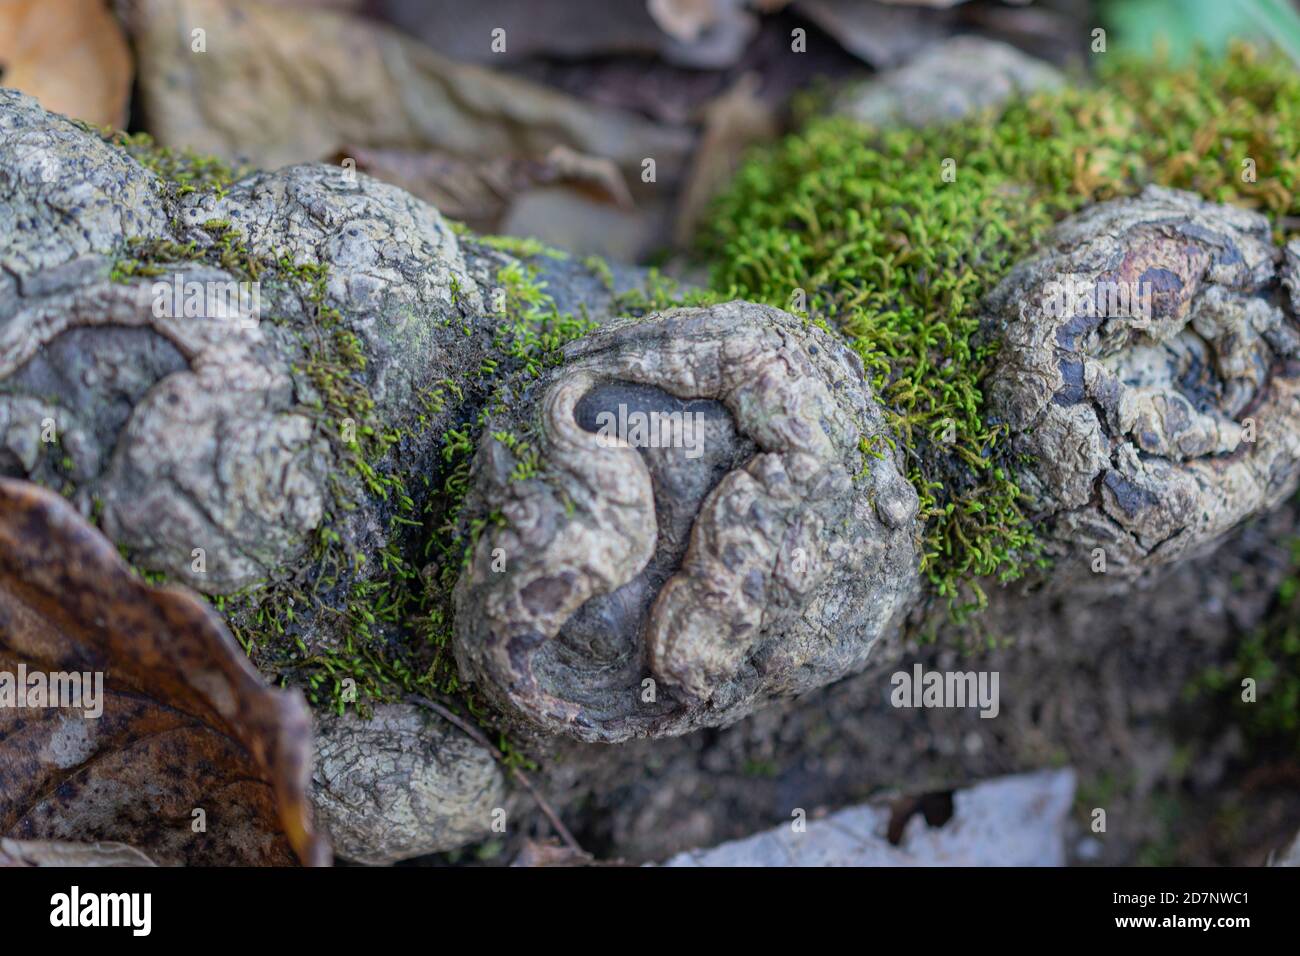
[88,121,437,711]
[104,217,435,710]
[611,267,726,317]
[224,249,596,715]
[81,125,244,199]
[476,233,568,260]
[582,254,616,292]
[492,258,597,378]
[700,42,1300,614]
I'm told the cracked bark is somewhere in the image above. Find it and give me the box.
[985,186,1300,587]
[4,91,1300,861]
[452,302,921,741]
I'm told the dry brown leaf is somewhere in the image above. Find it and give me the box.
[123,0,691,184]
[0,0,132,127]
[510,838,593,868]
[0,478,329,866]
[0,837,157,867]
[542,145,636,210]
[674,72,777,246]
[339,143,633,233]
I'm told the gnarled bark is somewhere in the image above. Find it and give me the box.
[6,89,1300,733]
[452,302,921,741]
[985,186,1300,585]
[4,90,1300,863]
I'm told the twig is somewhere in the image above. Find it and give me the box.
[405,693,588,859]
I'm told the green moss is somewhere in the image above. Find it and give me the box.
[611,267,726,317]
[82,125,243,198]
[476,233,569,260]
[493,258,596,377]
[582,254,616,292]
[699,42,1300,615]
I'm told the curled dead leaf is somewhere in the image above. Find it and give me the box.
[510,838,594,868]
[0,478,329,866]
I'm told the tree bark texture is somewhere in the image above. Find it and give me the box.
[4,90,1298,864]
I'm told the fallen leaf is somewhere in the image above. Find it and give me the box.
[378,0,754,69]
[510,838,594,868]
[794,0,957,68]
[0,478,329,866]
[543,145,636,210]
[0,0,132,127]
[0,837,157,867]
[339,143,633,233]
[122,0,692,185]
[674,72,777,246]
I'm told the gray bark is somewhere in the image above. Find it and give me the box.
[3,89,1298,865]
[986,186,1300,587]
[312,704,505,865]
[452,302,922,741]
